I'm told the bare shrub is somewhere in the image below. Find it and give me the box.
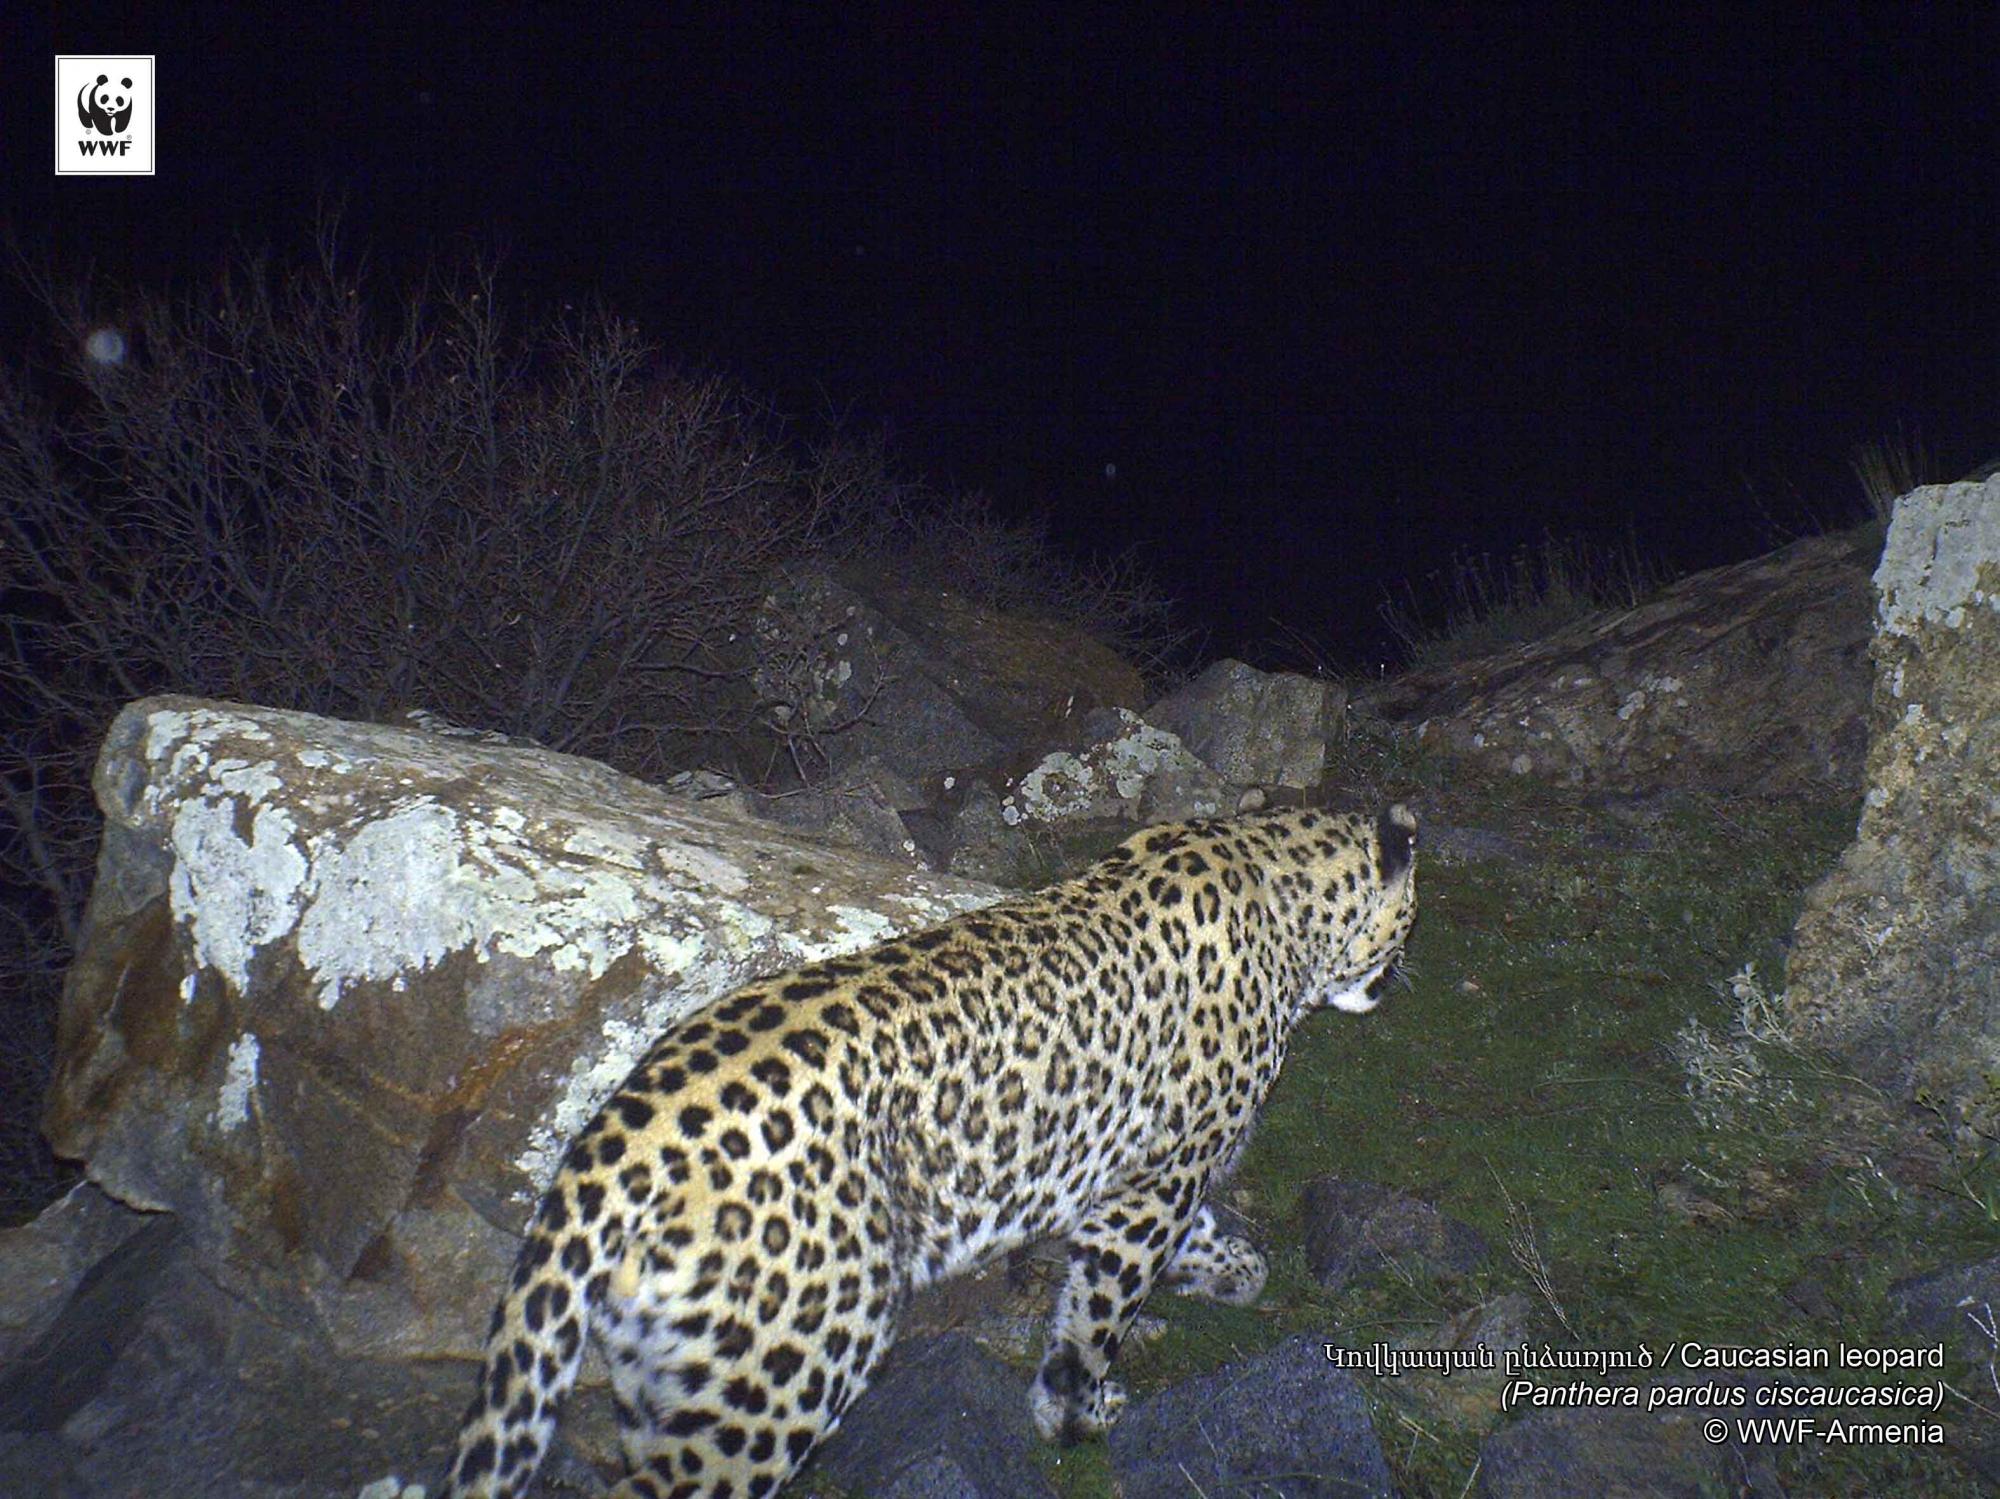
[1850,427,1938,522]
[810,440,1192,681]
[1670,961,1804,1130]
[5,243,836,769]
[0,238,832,1219]
[1379,530,1670,671]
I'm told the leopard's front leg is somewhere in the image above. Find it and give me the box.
[1030,1172,1203,1443]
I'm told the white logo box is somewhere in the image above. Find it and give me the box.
[56,56,156,176]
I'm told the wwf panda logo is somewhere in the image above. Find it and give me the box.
[77,74,134,136]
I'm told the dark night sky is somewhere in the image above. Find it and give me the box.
[10,4,1997,664]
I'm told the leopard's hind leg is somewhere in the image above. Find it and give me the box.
[598,1230,902,1498]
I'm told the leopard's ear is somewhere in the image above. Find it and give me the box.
[1376,804,1417,882]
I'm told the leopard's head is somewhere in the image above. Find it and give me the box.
[1309,803,1416,1015]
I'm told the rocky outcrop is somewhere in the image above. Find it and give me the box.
[0,1182,151,1367]
[44,697,999,1363]
[747,754,932,866]
[1364,527,1879,795]
[1784,479,2000,1130]
[1889,1253,2000,1372]
[0,1206,473,1499]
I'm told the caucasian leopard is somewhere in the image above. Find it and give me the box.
[446,803,1418,1498]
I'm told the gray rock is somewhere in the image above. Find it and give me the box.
[0,1212,180,1433]
[1476,1375,1786,1499]
[1298,1178,1490,1293]
[942,784,1039,888]
[0,1433,79,1497]
[0,1182,154,1367]
[750,756,931,866]
[808,1334,1056,1499]
[1147,659,1342,789]
[1109,1334,1394,1498]
[0,1215,477,1498]
[1888,1254,2000,1368]
[753,567,1147,789]
[1002,709,1227,828]
[1784,478,2000,1132]
[1886,1254,2000,1489]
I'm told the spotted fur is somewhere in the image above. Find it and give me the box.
[445,804,1418,1498]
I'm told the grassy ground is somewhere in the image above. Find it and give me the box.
[1010,749,1999,1496]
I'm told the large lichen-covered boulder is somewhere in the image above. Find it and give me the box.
[1784,479,2000,1129]
[45,697,999,1361]
[1363,528,1878,794]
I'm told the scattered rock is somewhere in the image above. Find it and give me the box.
[1390,1292,1545,1429]
[1887,1254,2000,1369]
[753,567,1146,789]
[0,1182,153,1366]
[749,755,930,865]
[938,783,1041,887]
[1001,709,1227,828]
[1298,1178,1490,1292]
[0,1214,480,1498]
[1872,1254,2000,1499]
[1784,479,2000,1133]
[0,1212,180,1432]
[1146,659,1343,789]
[661,766,753,815]
[1109,1334,1394,1498]
[807,1334,1056,1499]
[1476,1375,1787,1498]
